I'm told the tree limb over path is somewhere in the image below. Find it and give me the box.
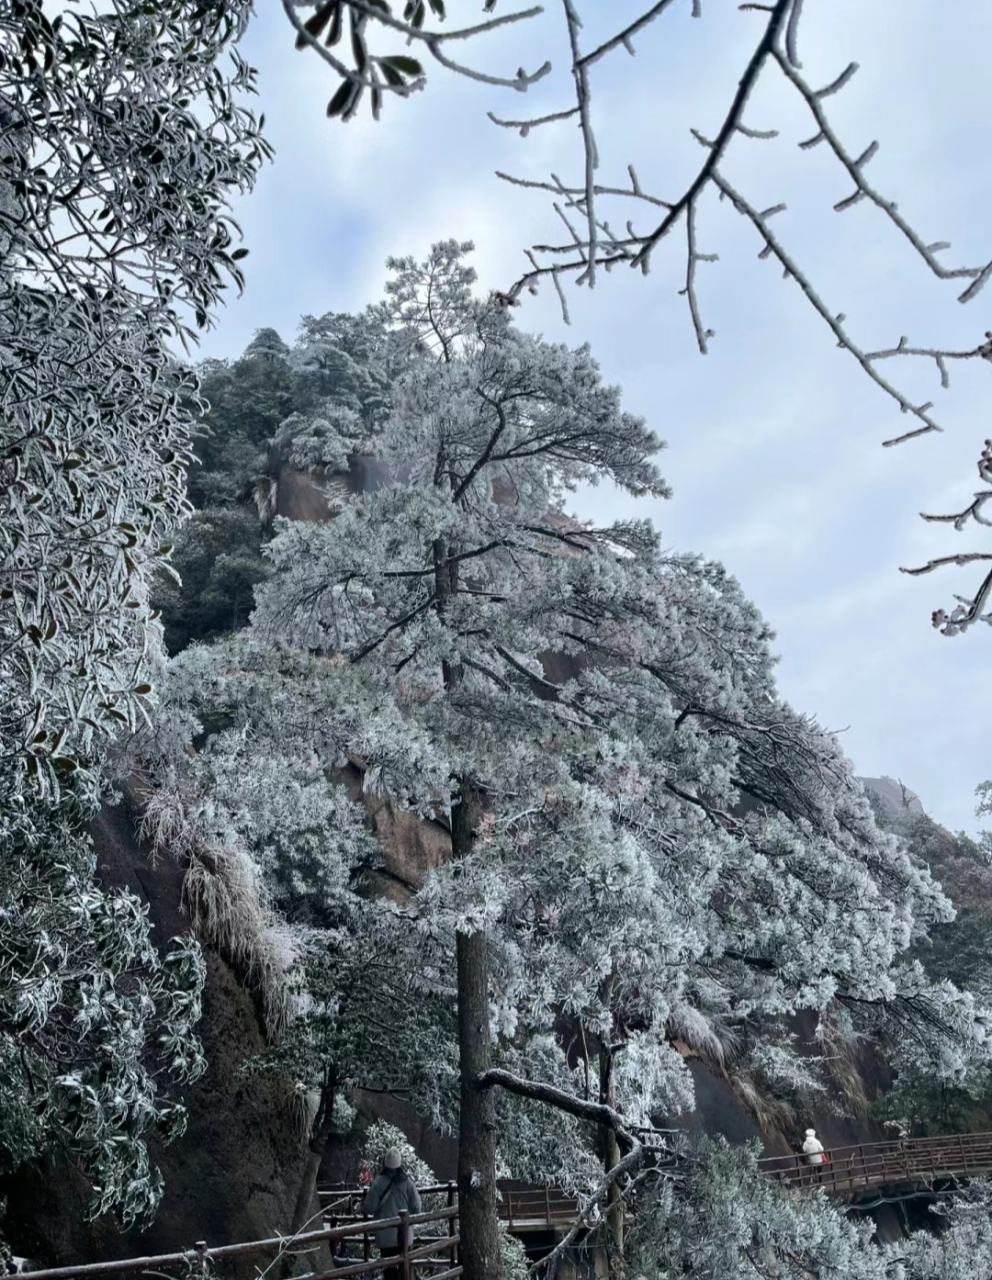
[478,1066,676,1275]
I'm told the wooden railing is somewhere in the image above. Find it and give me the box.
[318,1182,580,1234]
[498,1185,578,1232]
[757,1131,992,1196]
[17,1205,462,1280]
[24,1131,992,1280]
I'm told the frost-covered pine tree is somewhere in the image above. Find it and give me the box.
[246,242,992,1280]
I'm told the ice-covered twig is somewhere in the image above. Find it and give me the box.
[711,169,944,446]
[902,439,992,635]
[775,48,992,302]
[865,332,992,390]
[284,0,548,111]
[678,199,718,353]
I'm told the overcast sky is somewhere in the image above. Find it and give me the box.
[195,0,992,837]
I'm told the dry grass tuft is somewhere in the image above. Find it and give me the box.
[140,786,302,1040]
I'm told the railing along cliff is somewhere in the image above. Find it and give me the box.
[319,1182,581,1234]
[16,1202,461,1280]
[757,1131,992,1195]
[21,1131,992,1280]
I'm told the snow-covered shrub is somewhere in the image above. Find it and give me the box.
[0,792,205,1224]
[361,1121,439,1188]
[0,0,269,832]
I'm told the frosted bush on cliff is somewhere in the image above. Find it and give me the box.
[136,700,378,1038]
[0,793,206,1226]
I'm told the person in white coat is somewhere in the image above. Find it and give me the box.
[801,1128,825,1181]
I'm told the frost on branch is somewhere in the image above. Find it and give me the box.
[901,436,992,636]
[284,1,550,124]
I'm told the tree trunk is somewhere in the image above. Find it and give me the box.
[599,1048,625,1279]
[289,1075,337,1238]
[438,531,498,1280]
[456,927,501,1280]
[452,780,500,1280]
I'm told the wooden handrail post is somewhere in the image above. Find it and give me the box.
[399,1211,410,1280]
[363,1215,371,1264]
[446,1185,457,1270]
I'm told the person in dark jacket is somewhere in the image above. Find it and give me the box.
[363,1148,423,1280]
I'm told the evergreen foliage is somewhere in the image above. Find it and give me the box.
[0,0,267,1223]
[154,312,400,652]
[187,333,295,511]
[151,508,271,655]
[0,789,206,1225]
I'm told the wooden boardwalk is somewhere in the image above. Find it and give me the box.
[318,1182,581,1234]
[757,1131,992,1196]
[21,1132,992,1280]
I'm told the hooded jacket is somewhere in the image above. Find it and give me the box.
[802,1131,825,1165]
[363,1167,423,1248]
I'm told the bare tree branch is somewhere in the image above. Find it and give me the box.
[709,169,944,445]
[488,105,579,135]
[897,438,992,635]
[479,1065,638,1142]
[502,0,792,302]
[476,1066,683,1277]
[561,0,597,286]
[284,0,992,637]
[774,49,992,300]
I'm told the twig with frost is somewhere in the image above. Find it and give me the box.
[901,439,992,636]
